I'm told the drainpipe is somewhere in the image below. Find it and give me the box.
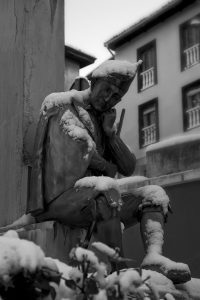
[106,46,115,60]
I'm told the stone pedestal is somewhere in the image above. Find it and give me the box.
[0,0,64,226]
[0,0,67,262]
[13,222,84,264]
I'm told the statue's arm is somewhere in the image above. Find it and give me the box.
[105,133,136,176]
[89,149,117,177]
[101,109,136,176]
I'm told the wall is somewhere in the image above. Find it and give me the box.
[147,138,200,177]
[64,58,80,91]
[0,0,64,226]
[115,1,200,163]
[123,180,200,278]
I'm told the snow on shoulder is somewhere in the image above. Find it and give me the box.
[91,60,142,78]
[40,88,91,116]
[147,133,200,152]
[60,108,95,159]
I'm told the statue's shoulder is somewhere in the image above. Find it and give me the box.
[58,101,95,151]
[40,88,91,117]
[37,89,95,153]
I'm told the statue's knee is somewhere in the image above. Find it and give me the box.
[95,192,120,222]
[137,203,170,223]
[95,194,111,220]
[136,185,171,222]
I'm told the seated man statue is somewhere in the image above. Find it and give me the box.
[4,60,191,283]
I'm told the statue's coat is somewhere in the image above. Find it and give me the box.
[27,103,96,216]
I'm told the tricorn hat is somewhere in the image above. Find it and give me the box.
[91,59,142,97]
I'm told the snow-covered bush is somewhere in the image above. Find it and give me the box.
[0,231,199,300]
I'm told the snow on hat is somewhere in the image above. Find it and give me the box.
[91,60,142,96]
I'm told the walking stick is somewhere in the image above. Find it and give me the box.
[116,108,125,136]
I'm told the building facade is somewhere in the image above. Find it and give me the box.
[105,0,200,175]
[105,0,200,277]
[64,45,95,91]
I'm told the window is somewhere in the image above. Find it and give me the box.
[182,79,200,130]
[180,14,200,70]
[137,40,157,92]
[139,99,159,148]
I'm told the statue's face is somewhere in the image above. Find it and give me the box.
[90,80,122,112]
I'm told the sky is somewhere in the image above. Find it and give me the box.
[65,0,170,75]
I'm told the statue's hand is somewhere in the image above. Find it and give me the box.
[102,109,116,137]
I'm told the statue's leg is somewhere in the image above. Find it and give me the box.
[0,187,96,232]
[0,213,36,232]
[35,187,100,228]
[37,185,125,271]
[94,192,126,271]
[140,206,191,283]
[120,187,191,284]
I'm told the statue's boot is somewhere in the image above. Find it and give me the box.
[140,208,191,284]
[0,213,36,233]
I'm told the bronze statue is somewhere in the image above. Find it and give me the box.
[3,60,191,283]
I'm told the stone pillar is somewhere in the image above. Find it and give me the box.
[0,0,64,226]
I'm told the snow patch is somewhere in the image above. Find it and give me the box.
[60,109,95,158]
[75,177,122,209]
[144,220,163,254]
[0,233,45,278]
[3,230,19,239]
[69,268,83,287]
[141,269,179,296]
[142,252,190,277]
[119,269,142,292]
[70,247,99,268]
[41,88,91,115]
[92,60,142,78]
[141,221,191,286]
[48,258,72,279]
[47,258,76,299]
[135,185,169,215]
[165,293,176,300]
[93,289,107,300]
[147,133,200,152]
[106,271,119,288]
[75,176,120,193]
[107,268,180,298]
[94,263,107,287]
[176,278,200,298]
[92,242,117,258]
[74,104,96,136]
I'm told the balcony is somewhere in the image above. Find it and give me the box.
[142,123,156,147]
[140,67,155,90]
[184,43,200,69]
[186,105,200,129]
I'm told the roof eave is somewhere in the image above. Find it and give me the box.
[105,0,197,50]
[65,45,96,68]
